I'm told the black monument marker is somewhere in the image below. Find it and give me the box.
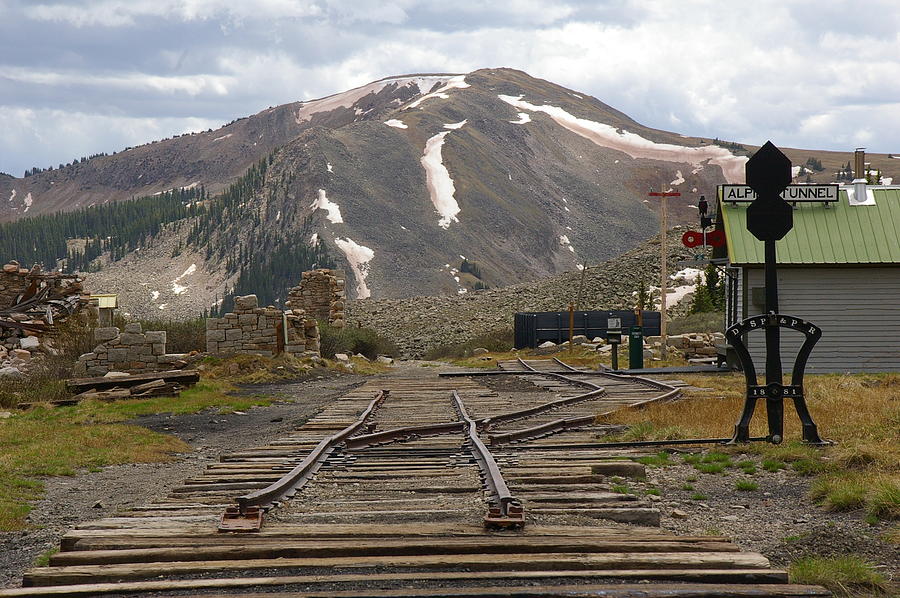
[727,142,826,445]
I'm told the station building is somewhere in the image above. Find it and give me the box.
[716,182,900,373]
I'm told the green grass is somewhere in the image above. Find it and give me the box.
[810,475,868,512]
[762,458,786,472]
[681,483,695,491]
[867,478,900,520]
[735,480,759,491]
[792,458,829,476]
[0,376,283,531]
[644,488,661,496]
[690,493,708,501]
[610,484,630,494]
[635,451,672,467]
[33,547,59,567]
[696,463,726,474]
[789,556,887,597]
[737,461,757,475]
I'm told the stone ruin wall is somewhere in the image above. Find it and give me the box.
[285,269,346,328]
[205,294,320,357]
[74,322,194,377]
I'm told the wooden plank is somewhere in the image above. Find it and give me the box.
[25,552,773,585]
[1,576,826,597]
[54,538,742,564]
[66,370,199,392]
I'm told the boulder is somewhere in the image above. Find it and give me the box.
[94,327,120,342]
[19,336,39,350]
[571,335,589,344]
[334,353,350,363]
[0,366,23,378]
[376,355,394,365]
[472,347,489,355]
[534,341,558,355]
[10,349,30,362]
[234,295,259,311]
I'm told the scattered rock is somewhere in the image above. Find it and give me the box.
[334,353,350,363]
[0,411,12,418]
[103,371,130,378]
[0,366,23,379]
[91,501,103,509]
[10,349,30,362]
[19,336,39,350]
[721,515,740,522]
[671,509,688,519]
[376,355,394,365]
[472,347,489,355]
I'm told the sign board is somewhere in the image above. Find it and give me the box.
[721,184,839,203]
[606,317,621,330]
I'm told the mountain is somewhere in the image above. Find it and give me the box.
[2,68,895,319]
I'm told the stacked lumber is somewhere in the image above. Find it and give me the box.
[28,370,202,407]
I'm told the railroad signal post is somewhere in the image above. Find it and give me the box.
[727,141,826,445]
[648,189,681,359]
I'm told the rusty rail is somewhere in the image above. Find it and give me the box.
[554,357,681,398]
[345,421,466,449]
[451,391,524,529]
[488,414,596,445]
[219,389,388,532]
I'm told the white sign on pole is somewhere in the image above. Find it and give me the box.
[721,184,839,203]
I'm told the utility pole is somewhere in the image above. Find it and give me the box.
[648,188,681,359]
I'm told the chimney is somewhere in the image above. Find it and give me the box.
[854,148,866,180]
[849,147,874,206]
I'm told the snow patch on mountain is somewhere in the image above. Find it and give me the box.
[670,170,685,186]
[171,263,196,295]
[510,112,531,124]
[7,190,15,203]
[150,291,160,301]
[295,75,458,124]
[443,120,466,130]
[384,119,408,129]
[335,237,374,299]
[326,162,333,173]
[498,95,747,183]
[559,234,575,253]
[310,189,343,224]
[212,133,233,142]
[309,233,318,246]
[405,75,470,110]
[421,131,460,229]
[23,193,33,213]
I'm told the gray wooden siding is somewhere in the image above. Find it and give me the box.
[732,266,900,373]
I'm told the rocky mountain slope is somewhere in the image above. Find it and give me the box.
[4,68,893,318]
[349,227,696,358]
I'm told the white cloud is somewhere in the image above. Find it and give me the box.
[5,0,900,176]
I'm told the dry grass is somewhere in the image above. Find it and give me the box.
[601,372,900,520]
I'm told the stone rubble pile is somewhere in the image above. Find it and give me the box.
[285,269,346,328]
[205,294,320,357]
[533,331,725,361]
[74,322,196,377]
[0,260,91,378]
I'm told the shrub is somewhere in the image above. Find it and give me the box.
[318,321,399,360]
[668,311,724,335]
[867,478,900,520]
[424,329,514,360]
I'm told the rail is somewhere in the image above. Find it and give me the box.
[219,389,388,532]
[452,391,524,528]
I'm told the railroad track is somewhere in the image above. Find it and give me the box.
[1,365,829,597]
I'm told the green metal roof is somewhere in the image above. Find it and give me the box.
[719,187,900,265]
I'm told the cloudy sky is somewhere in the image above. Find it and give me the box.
[2,0,899,177]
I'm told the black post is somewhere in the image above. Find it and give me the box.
[763,239,784,443]
[611,345,619,371]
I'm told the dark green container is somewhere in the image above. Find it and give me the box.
[628,325,644,369]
